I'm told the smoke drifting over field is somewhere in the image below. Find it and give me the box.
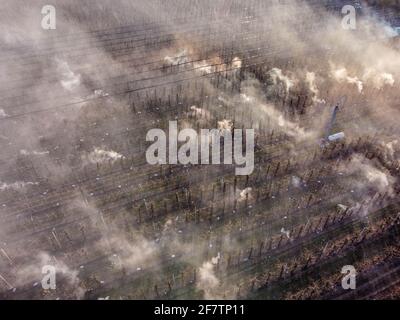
[0,0,399,300]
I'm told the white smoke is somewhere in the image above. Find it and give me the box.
[291,176,302,188]
[20,149,50,156]
[164,49,189,65]
[262,103,314,140]
[238,187,252,202]
[341,154,394,195]
[305,71,325,104]
[197,259,221,299]
[240,93,255,103]
[217,119,233,131]
[382,139,399,159]
[85,147,125,164]
[281,227,291,239]
[104,235,158,271]
[362,69,395,89]
[0,109,7,118]
[193,56,241,75]
[269,68,295,94]
[331,66,364,93]
[94,89,109,97]
[56,59,81,92]
[190,105,210,119]
[194,59,215,74]
[330,64,395,92]
[0,181,39,191]
[231,57,242,69]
